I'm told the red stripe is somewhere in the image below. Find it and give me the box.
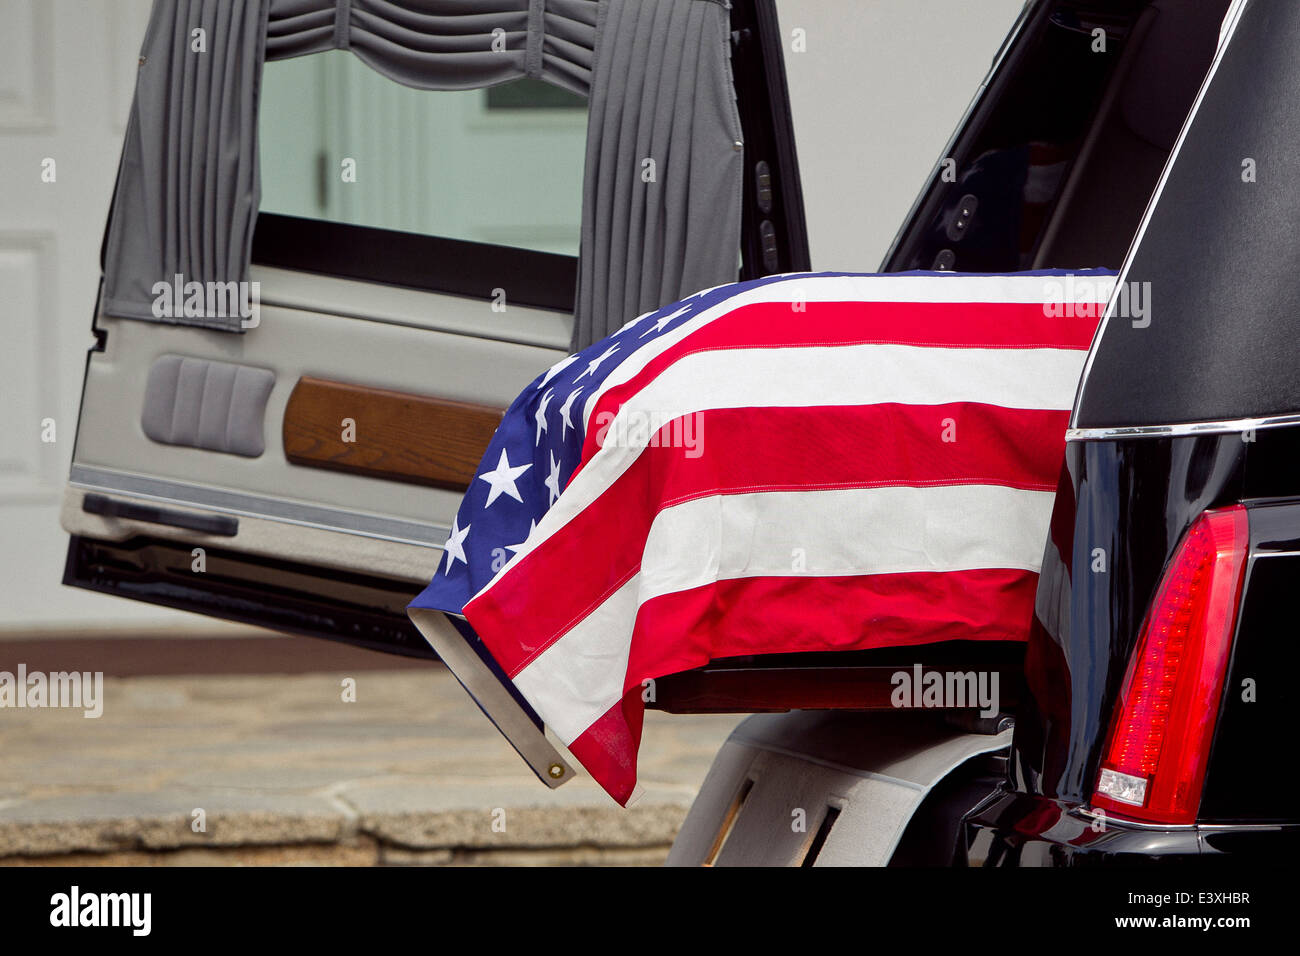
[624,569,1039,693]
[579,299,1102,466]
[468,403,1066,677]
[566,700,645,808]
[565,568,1037,805]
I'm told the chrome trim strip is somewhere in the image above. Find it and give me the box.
[1070,0,1251,427]
[68,465,448,548]
[1073,805,1296,833]
[1067,411,1300,442]
[1070,807,1196,832]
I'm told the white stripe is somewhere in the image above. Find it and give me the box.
[588,272,1115,431]
[640,484,1054,598]
[514,484,1053,744]
[513,576,640,746]
[480,342,1084,586]
[623,342,1084,416]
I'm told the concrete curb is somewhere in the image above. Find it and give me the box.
[0,801,693,862]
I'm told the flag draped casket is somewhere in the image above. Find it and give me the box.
[410,270,1117,805]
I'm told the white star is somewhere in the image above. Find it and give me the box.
[442,516,471,573]
[639,304,691,337]
[504,520,538,559]
[543,452,563,505]
[558,386,584,440]
[576,345,619,379]
[534,388,554,446]
[621,309,656,334]
[477,448,532,508]
[537,355,577,390]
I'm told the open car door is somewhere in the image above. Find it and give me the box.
[59,0,808,781]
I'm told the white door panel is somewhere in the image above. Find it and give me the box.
[70,292,566,539]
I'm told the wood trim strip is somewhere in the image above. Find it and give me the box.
[283,376,503,491]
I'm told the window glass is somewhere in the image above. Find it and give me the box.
[259,52,587,256]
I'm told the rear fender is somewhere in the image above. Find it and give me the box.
[667,710,1010,867]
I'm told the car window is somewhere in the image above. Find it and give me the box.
[258,51,587,257]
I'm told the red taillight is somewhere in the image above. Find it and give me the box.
[1092,505,1249,825]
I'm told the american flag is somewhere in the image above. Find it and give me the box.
[410,269,1116,805]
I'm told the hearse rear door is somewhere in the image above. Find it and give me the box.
[60,0,808,660]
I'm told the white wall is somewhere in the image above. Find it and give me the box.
[776,0,1028,271]
[0,0,204,633]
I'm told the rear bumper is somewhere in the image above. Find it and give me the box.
[963,792,1298,865]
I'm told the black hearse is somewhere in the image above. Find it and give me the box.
[671,0,1299,866]
[62,0,1297,864]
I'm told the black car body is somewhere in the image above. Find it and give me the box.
[961,0,1300,864]
[672,0,1299,865]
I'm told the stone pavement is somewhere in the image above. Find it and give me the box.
[0,667,740,865]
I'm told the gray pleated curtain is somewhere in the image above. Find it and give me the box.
[102,0,743,345]
[266,0,599,93]
[102,0,269,327]
[575,0,742,349]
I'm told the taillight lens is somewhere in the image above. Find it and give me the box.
[1092,505,1249,825]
